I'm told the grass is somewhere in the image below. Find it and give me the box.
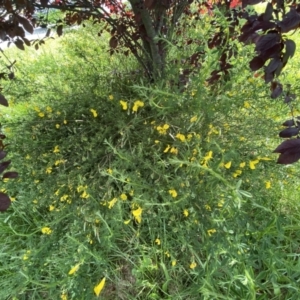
[0,16,300,300]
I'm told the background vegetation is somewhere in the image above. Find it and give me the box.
[1,13,300,300]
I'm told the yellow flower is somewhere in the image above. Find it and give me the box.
[107,168,113,174]
[63,119,67,124]
[265,181,271,189]
[60,293,68,300]
[23,250,31,261]
[239,162,246,168]
[119,100,128,110]
[132,100,144,112]
[170,147,178,155]
[187,134,193,141]
[205,204,211,211]
[207,229,216,236]
[155,238,161,245]
[46,106,52,113]
[164,145,170,153]
[249,159,259,170]
[124,219,131,225]
[108,198,118,209]
[55,159,65,166]
[129,190,134,196]
[202,151,213,166]
[68,263,80,275]
[190,116,197,123]
[26,154,31,159]
[154,140,160,144]
[41,227,52,235]
[132,206,142,223]
[244,101,250,109]
[53,146,60,153]
[90,109,98,118]
[56,124,60,129]
[80,191,90,199]
[183,209,189,217]
[120,193,127,201]
[77,185,87,193]
[218,199,224,207]
[109,95,114,100]
[171,260,177,267]
[224,161,231,169]
[190,262,197,269]
[156,124,169,135]
[232,169,242,178]
[169,189,177,198]
[38,112,45,117]
[94,277,106,297]
[46,167,52,174]
[175,133,186,142]
[49,205,55,211]
[60,195,68,202]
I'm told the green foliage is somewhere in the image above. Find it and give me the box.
[1,21,300,300]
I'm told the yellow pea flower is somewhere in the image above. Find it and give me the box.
[207,229,216,236]
[108,198,117,209]
[190,116,197,122]
[190,262,197,269]
[132,206,142,223]
[132,100,144,112]
[164,145,171,153]
[120,193,127,201]
[68,263,80,275]
[239,162,246,168]
[94,277,106,297]
[249,159,259,170]
[53,146,60,153]
[90,109,98,118]
[119,100,128,110]
[224,161,231,169]
[41,227,52,235]
[175,133,186,142]
[169,189,177,198]
[155,238,161,245]
[265,181,271,189]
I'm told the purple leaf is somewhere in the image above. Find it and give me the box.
[0,192,11,212]
[0,94,8,107]
[250,56,265,71]
[255,33,281,53]
[282,119,296,127]
[273,139,300,154]
[270,81,283,99]
[0,151,7,160]
[17,15,34,34]
[277,151,300,164]
[279,8,300,33]
[3,171,18,179]
[279,127,299,138]
[0,161,11,174]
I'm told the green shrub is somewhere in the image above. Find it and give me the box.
[1,21,300,300]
